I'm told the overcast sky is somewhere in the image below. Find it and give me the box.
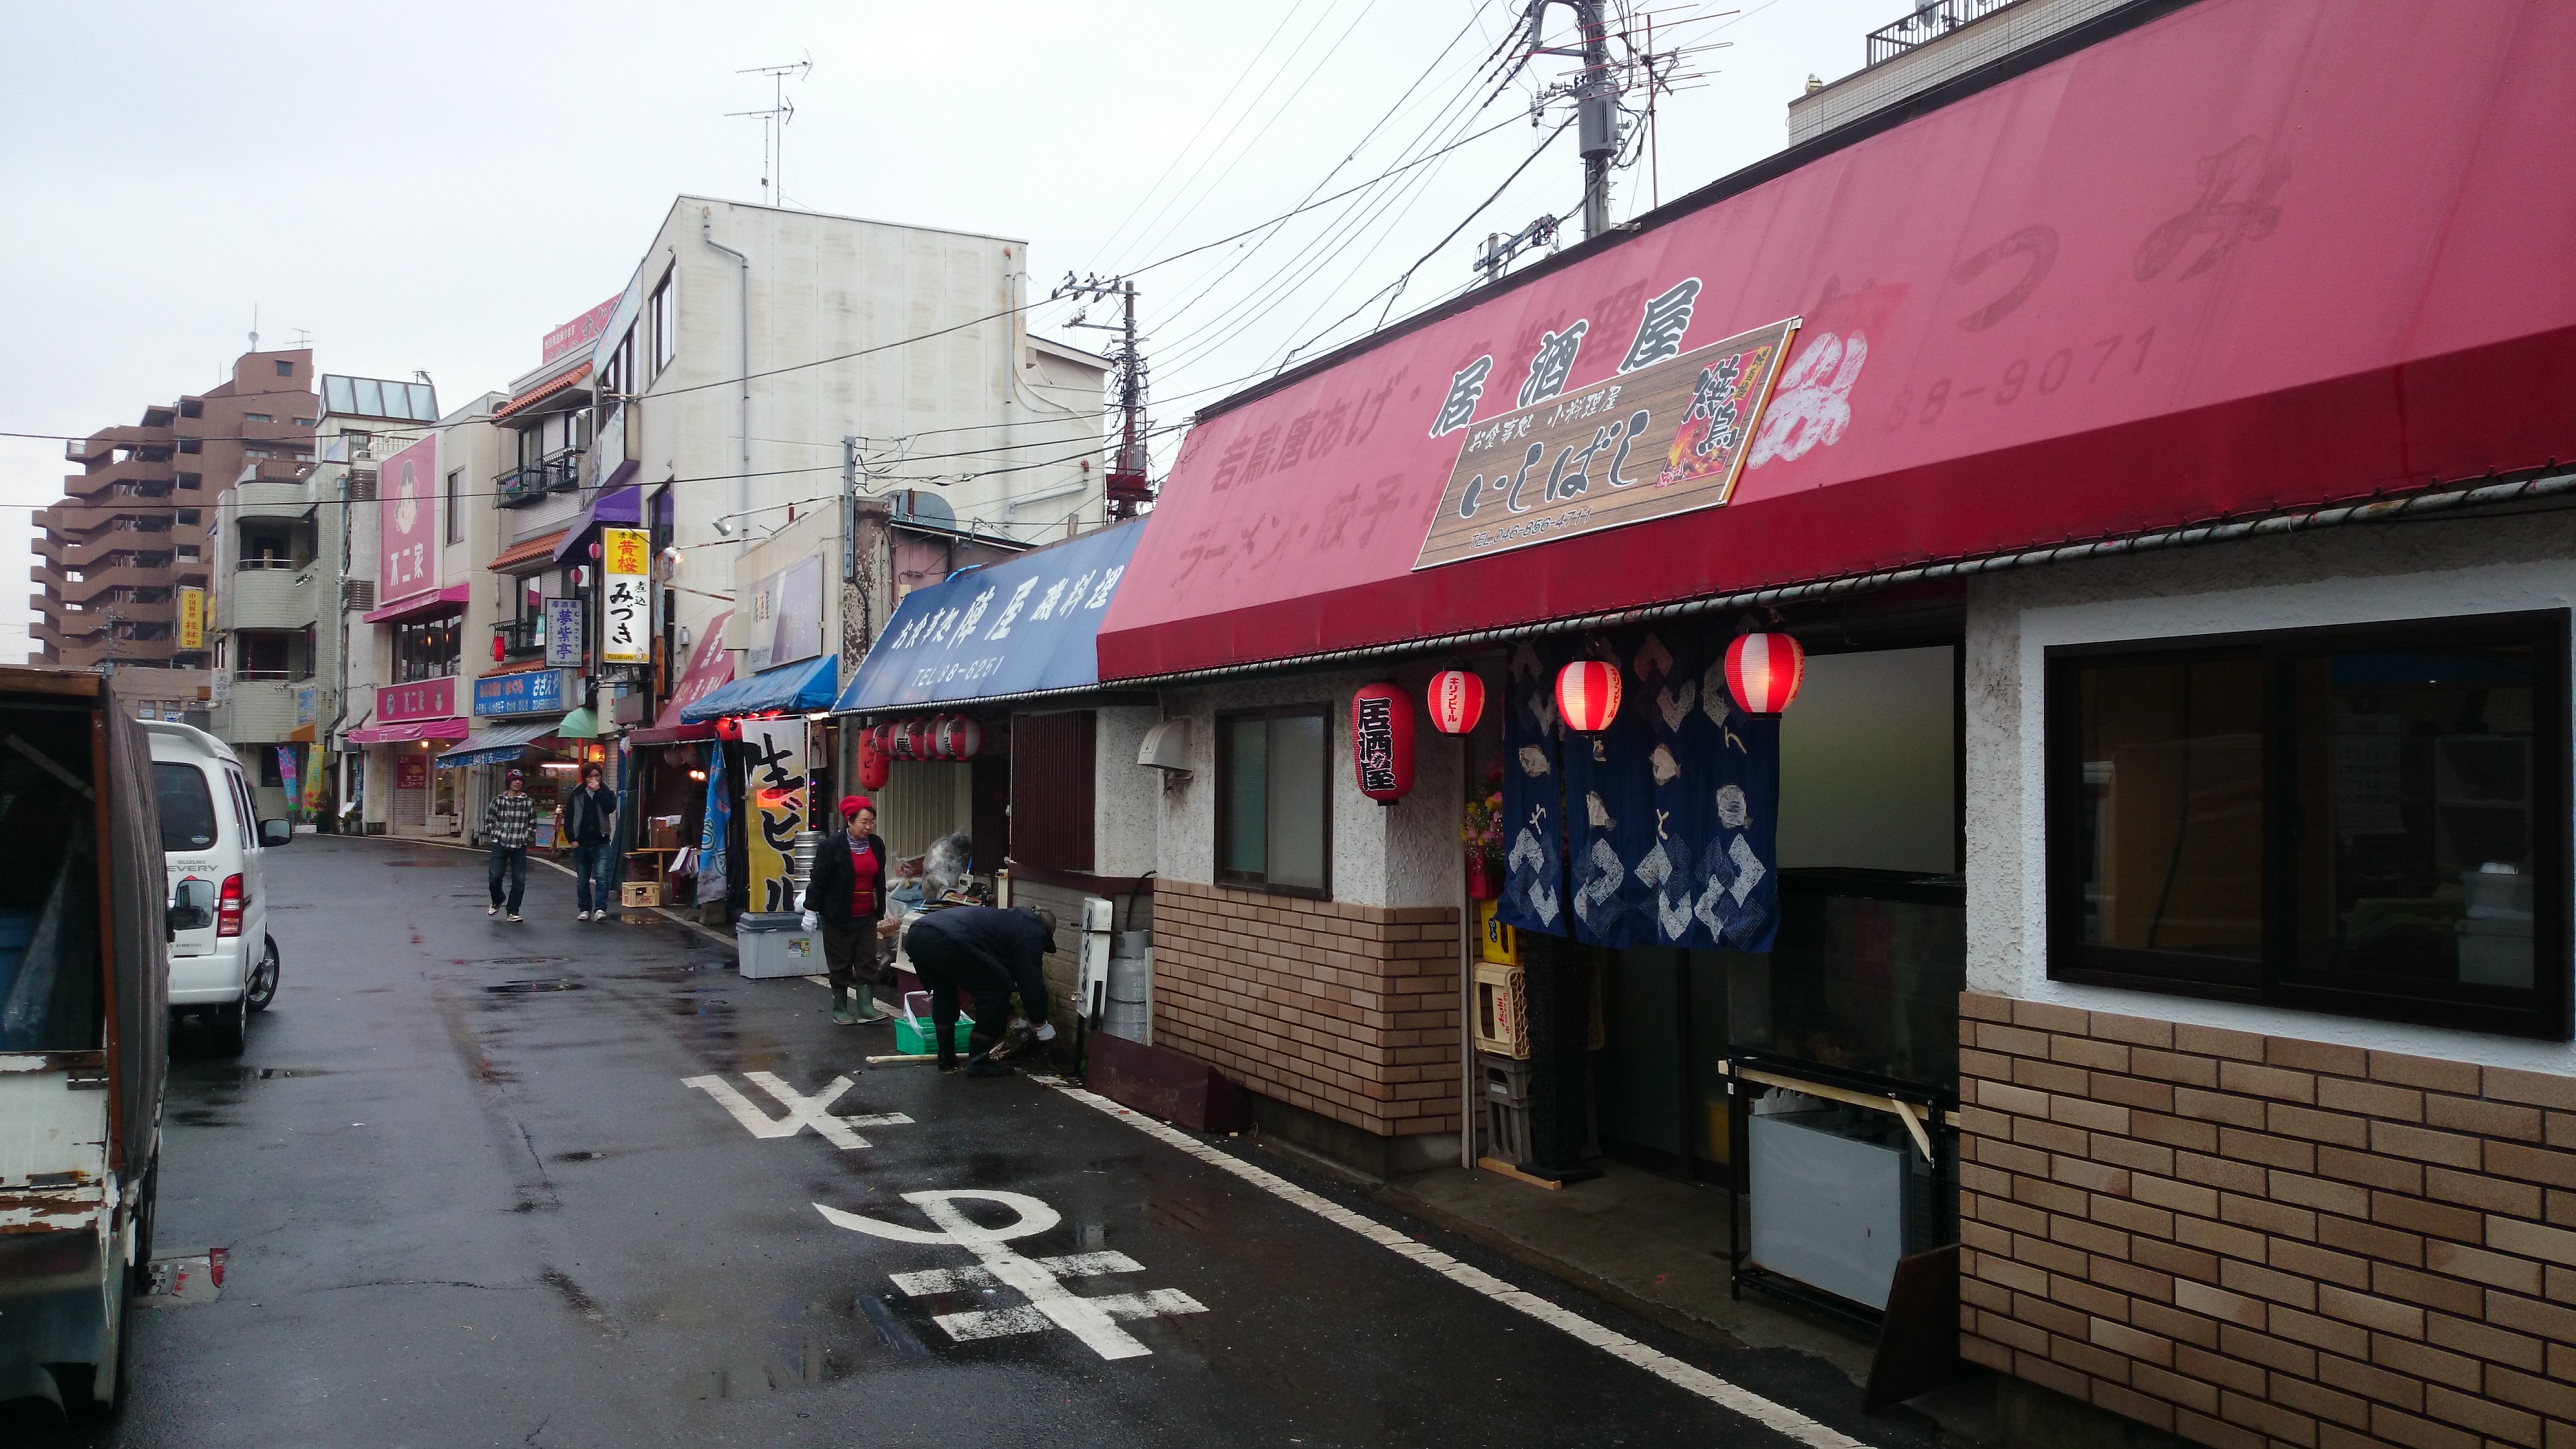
[0,0,1906,663]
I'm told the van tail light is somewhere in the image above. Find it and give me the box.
[216,874,244,938]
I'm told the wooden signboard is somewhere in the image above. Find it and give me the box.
[1413,316,1799,571]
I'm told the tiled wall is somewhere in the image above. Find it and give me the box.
[1151,879,1460,1139]
[1958,992,2576,1449]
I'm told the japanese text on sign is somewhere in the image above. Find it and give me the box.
[601,527,650,665]
[1354,693,1399,794]
[741,718,808,914]
[1412,316,1799,572]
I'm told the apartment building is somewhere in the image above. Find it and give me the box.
[32,350,317,712]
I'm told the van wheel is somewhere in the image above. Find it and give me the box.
[246,938,280,1013]
[208,997,247,1056]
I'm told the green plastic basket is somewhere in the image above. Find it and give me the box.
[896,993,973,1055]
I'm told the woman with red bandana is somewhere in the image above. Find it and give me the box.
[802,795,894,1024]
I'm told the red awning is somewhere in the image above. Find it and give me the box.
[347,717,470,745]
[362,584,470,625]
[630,609,735,745]
[492,361,592,422]
[489,529,570,573]
[1097,0,2576,680]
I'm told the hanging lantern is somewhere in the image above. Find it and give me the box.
[928,714,958,760]
[1725,632,1807,714]
[1426,669,1485,735]
[714,716,743,743]
[857,727,890,790]
[903,718,937,761]
[490,635,505,663]
[1348,683,1415,804]
[938,715,983,761]
[888,721,914,761]
[1555,659,1623,733]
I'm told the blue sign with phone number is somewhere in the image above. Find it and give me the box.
[473,669,573,717]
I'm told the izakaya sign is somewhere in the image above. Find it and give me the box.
[1415,315,1797,570]
[740,717,808,914]
[601,528,650,665]
[378,434,440,601]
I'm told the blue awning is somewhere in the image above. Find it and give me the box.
[834,518,1145,714]
[434,717,561,770]
[681,653,839,723]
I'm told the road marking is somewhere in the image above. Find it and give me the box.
[816,1189,1206,1361]
[682,1073,912,1150]
[1039,1079,1869,1449]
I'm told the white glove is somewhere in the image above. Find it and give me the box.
[800,911,818,932]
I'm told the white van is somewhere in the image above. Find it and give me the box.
[142,720,285,1053]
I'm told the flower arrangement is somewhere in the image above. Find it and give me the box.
[1460,761,1505,868]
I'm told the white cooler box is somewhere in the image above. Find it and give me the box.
[736,912,820,979]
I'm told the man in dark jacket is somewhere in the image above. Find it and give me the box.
[802,795,892,1024]
[904,904,1057,1075]
[557,762,619,922]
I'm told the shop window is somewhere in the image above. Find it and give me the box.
[2047,612,2567,1038]
[1216,706,1330,895]
[445,469,463,544]
[393,608,462,682]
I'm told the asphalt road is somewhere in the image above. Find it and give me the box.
[6,835,1945,1448]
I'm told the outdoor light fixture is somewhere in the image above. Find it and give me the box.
[1555,660,1623,733]
[1426,669,1484,735]
[712,517,735,537]
[1723,632,1807,715]
[688,769,708,782]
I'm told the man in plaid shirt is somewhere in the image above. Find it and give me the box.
[482,769,538,921]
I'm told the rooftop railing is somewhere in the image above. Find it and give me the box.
[1866,0,2027,66]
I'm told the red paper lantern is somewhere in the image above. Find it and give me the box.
[1724,632,1807,714]
[1555,660,1623,733]
[937,715,983,761]
[1349,683,1415,804]
[490,635,505,662]
[1426,669,1484,735]
[902,718,936,761]
[857,727,890,790]
[714,716,743,743]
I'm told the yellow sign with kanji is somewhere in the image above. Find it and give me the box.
[177,586,205,650]
[600,527,650,664]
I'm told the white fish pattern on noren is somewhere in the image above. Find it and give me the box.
[1039,1080,1868,1449]
[818,1189,1206,1360]
[683,1073,912,1150]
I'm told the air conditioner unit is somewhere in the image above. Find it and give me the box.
[341,580,375,612]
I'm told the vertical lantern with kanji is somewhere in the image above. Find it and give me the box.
[1723,632,1807,714]
[857,724,890,790]
[1350,683,1415,804]
[1427,668,1485,735]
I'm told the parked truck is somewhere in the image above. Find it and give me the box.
[0,667,172,1413]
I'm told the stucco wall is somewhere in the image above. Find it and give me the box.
[1152,665,1464,910]
[1964,515,2576,1077]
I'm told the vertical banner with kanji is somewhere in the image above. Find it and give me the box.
[177,586,205,650]
[601,527,650,664]
[739,718,808,914]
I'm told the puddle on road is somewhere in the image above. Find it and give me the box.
[462,955,567,967]
[382,860,450,867]
[551,1149,604,1163]
[484,979,587,995]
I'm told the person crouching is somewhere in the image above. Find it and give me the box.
[802,794,893,1025]
[903,902,1059,1075]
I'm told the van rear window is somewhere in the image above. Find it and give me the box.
[155,763,219,851]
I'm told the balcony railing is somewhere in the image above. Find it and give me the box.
[494,449,584,508]
[492,617,545,659]
[1866,0,2027,66]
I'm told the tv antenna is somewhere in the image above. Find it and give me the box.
[729,57,812,207]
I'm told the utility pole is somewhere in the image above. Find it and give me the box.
[1524,1,1619,238]
[1055,274,1152,522]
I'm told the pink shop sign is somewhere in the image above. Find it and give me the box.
[377,678,455,724]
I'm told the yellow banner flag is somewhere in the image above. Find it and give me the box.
[177,586,205,650]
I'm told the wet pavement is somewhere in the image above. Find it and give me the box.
[7,836,1949,1448]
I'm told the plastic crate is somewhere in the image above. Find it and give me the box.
[1483,1097,1534,1167]
[621,881,662,907]
[895,991,974,1055]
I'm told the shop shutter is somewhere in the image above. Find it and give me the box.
[1009,710,1094,871]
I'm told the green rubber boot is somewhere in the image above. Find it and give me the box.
[832,987,859,1026]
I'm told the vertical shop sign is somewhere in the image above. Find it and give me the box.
[544,598,584,668]
[177,586,205,650]
[601,527,650,664]
[396,754,428,790]
[378,435,440,600]
[740,717,808,914]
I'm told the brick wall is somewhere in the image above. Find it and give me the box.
[1959,992,2576,1449]
[1150,879,1460,1139]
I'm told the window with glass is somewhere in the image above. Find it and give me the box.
[1216,706,1330,894]
[393,609,462,682]
[649,272,675,376]
[445,469,463,543]
[2048,612,2567,1038]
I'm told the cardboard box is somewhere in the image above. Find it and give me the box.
[647,816,683,849]
[621,881,663,908]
